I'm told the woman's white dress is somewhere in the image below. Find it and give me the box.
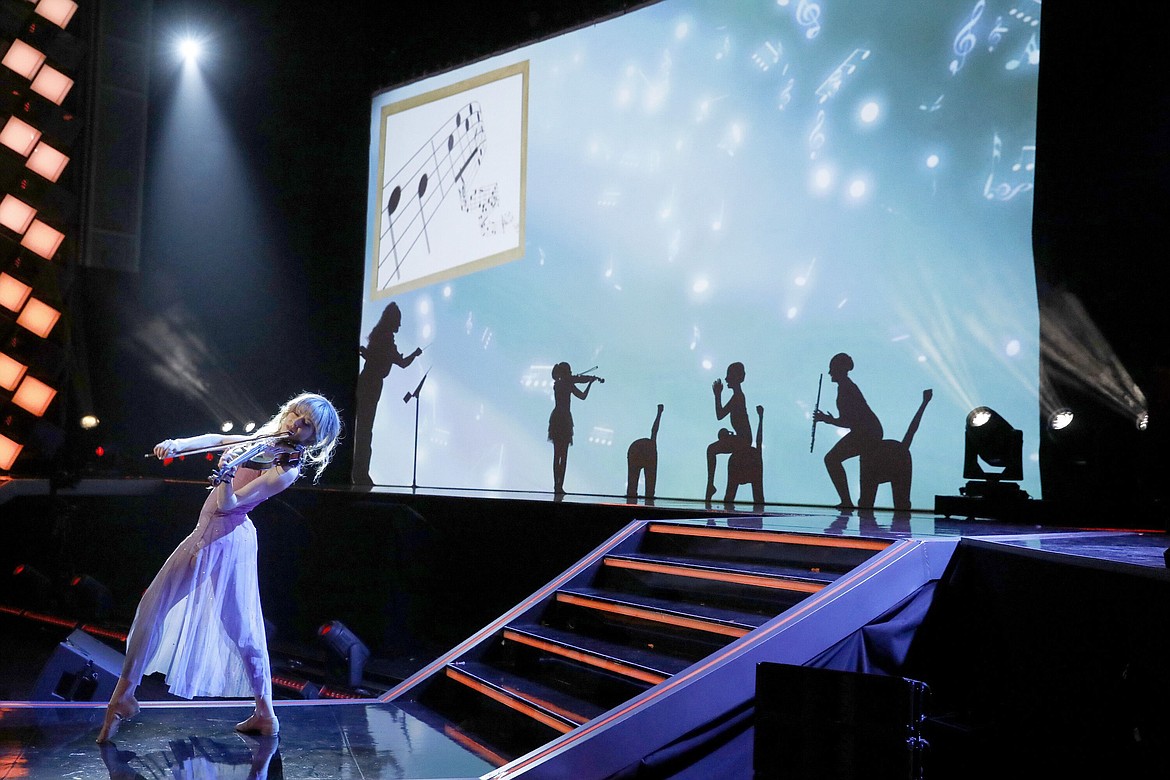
[121,463,275,699]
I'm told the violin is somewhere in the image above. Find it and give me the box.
[208,440,304,487]
[572,365,605,384]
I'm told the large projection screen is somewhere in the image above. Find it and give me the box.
[360,0,1042,510]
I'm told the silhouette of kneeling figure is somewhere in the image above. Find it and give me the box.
[858,389,932,510]
[706,362,758,503]
[724,405,765,506]
[626,404,664,503]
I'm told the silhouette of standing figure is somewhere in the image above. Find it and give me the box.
[706,362,753,502]
[353,302,422,485]
[813,353,883,509]
[548,362,601,495]
[626,404,664,503]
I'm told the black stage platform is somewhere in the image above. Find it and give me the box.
[2,477,1168,778]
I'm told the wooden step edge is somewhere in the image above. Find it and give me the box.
[555,591,752,639]
[445,665,580,734]
[442,723,510,768]
[502,628,670,686]
[604,556,825,594]
[646,523,891,551]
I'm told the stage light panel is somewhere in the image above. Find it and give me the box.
[0,117,42,157]
[35,0,79,29]
[30,64,74,105]
[1,40,46,80]
[26,142,69,182]
[13,375,56,417]
[0,195,38,235]
[19,219,65,260]
[0,351,28,392]
[0,433,23,470]
[15,297,60,337]
[0,273,33,312]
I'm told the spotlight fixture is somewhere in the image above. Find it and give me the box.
[936,406,1030,519]
[317,620,370,689]
[65,574,114,621]
[79,415,100,430]
[964,406,1024,482]
[1137,411,1149,432]
[9,563,52,608]
[178,37,204,63]
[1048,408,1075,432]
[220,421,234,433]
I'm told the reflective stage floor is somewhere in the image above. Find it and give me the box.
[2,479,1167,778]
[0,700,495,779]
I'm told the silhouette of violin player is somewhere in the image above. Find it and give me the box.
[812,353,883,509]
[353,301,422,485]
[706,362,754,502]
[548,362,602,495]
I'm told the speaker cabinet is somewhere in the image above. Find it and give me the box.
[31,629,124,702]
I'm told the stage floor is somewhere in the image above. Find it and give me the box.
[0,699,496,779]
[2,478,1167,778]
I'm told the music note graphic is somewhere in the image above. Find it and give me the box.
[795,0,822,40]
[378,101,488,291]
[987,15,1009,52]
[983,132,1035,201]
[1011,145,1036,173]
[751,41,783,72]
[816,49,870,104]
[949,0,986,76]
[778,77,795,111]
[918,94,945,113]
[809,109,827,159]
[1005,32,1040,70]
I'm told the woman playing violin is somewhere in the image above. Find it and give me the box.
[97,393,341,743]
[548,363,602,495]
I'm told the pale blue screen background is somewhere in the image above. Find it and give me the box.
[360,0,1042,508]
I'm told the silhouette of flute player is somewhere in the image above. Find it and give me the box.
[812,353,883,509]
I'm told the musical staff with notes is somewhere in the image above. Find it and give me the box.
[372,61,527,300]
[379,101,487,288]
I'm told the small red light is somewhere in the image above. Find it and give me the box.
[70,576,81,586]
[205,453,214,461]
[14,564,25,575]
[94,446,105,458]
[319,623,333,636]
[163,457,173,466]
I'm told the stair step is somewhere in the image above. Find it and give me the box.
[556,587,767,639]
[446,661,607,734]
[604,554,832,593]
[503,623,692,685]
[646,523,891,552]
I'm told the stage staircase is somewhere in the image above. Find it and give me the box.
[384,519,956,778]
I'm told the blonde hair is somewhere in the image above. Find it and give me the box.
[259,392,342,483]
